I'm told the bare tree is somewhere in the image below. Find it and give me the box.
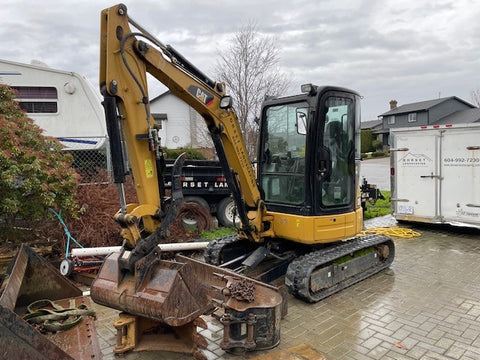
[215,22,291,158]
[471,88,480,107]
[189,107,213,149]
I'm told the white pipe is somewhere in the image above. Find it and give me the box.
[71,246,121,257]
[158,242,209,251]
[71,241,209,258]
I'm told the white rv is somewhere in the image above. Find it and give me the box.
[390,123,480,228]
[0,59,106,150]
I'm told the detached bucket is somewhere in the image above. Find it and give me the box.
[0,244,101,360]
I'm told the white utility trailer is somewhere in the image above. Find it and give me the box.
[0,59,106,150]
[390,123,480,228]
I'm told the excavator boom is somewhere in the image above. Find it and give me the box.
[100,4,263,245]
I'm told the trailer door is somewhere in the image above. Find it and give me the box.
[392,130,440,222]
[440,128,480,226]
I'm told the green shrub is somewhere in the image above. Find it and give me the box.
[361,130,374,153]
[0,85,79,227]
[164,147,207,160]
[201,226,236,240]
[372,139,383,151]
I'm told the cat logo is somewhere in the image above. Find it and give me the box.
[188,85,214,106]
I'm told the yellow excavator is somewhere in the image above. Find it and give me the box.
[91,3,394,358]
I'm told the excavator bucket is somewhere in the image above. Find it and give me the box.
[0,305,72,360]
[1,244,81,311]
[0,244,101,360]
[92,250,211,326]
[91,248,284,358]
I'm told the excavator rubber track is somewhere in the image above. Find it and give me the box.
[285,234,395,303]
[206,234,395,303]
[205,234,254,266]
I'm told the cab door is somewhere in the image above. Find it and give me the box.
[315,94,358,215]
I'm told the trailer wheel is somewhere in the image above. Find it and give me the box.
[183,196,210,211]
[217,197,240,227]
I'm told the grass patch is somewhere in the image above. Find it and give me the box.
[201,226,236,240]
[364,190,391,219]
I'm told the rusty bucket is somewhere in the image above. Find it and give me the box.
[0,244,101,360]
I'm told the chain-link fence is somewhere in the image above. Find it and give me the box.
[61,136,112,184]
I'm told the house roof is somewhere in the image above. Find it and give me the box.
[361,119,382,130]
[434,108,480,124]
[150,90,171,103]
[380,96,475,116]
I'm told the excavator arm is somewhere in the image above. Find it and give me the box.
[100,4,267,249]
[93,7,285,357]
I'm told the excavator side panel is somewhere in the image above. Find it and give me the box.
[267,209,362,244]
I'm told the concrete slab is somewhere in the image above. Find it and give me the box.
[364,215,397,229]
[360,157,390,192]
[93,223,480,360]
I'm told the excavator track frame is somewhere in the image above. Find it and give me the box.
[285,234,395,303]
[205,234,395,303]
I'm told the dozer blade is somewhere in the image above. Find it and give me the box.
[0,244,101,360]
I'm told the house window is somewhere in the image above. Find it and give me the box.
[408,113,417,122]
[152,113,168,129]
[387,115,395,125]
[17,102,57,113]
[12,86,58,113]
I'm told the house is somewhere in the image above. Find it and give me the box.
[149,91,212,150]
[361,119,383,132]
[377,97,480,146]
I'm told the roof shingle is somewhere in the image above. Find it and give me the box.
[380,96,475,116]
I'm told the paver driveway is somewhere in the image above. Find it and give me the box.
[94,222,480,360]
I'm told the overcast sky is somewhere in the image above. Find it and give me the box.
[2,0,479,120]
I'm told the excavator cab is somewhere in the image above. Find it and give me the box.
[259,85,360,216]
[254,85,364,245]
